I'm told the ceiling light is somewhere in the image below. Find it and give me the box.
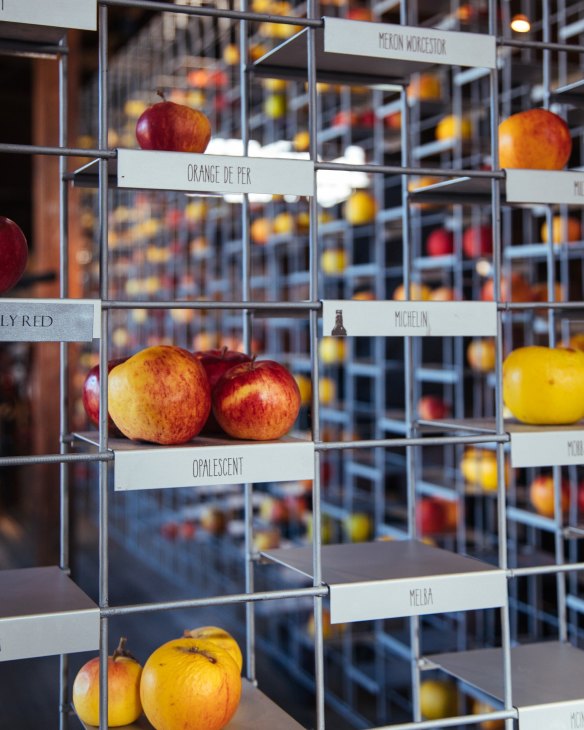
[510,14,531,33]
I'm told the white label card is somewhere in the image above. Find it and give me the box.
[510,429,584,468]
[0,0,96,31]
[117,149,315,197]
[506,169,584,206]
[518,700,584,730]
[330,570,506,623]
[114,440,315,491]
[324,17,496,69]
[0,299,100,342]
[322,300,497,337]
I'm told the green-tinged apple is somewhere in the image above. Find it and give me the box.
[108,345,211,444]
[136,92,211,153]
[82,358,128,434]
[212,358,301,440]
[183,626,242,672]
[194,347,252,433]
[140,638,241,730]
[0,217,28,293]
[498,108,572,170]
[73,637,142,727]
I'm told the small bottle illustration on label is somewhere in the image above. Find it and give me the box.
[331,309,348,336]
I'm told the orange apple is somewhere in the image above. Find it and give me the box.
[108,346,211,445]
[407,73,442,101]
[435,115,472,142]
[140,638,241,730]
[541,216,582,244]
[429,286,457,301]
[251,217,272,245]
[393,282,432,301]
[183,627,242,672]
[529,474,570,518]
[352,289,376,300]
[212,359,301,440]
[480,273,532,303]
[293,129,310,152]
[498,108,572,170]
[73,637,142,727]
[472,699,504,729]
[467,338,496,372]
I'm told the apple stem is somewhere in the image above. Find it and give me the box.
[250,353,257,370]
[221,345,229,358]
[112,636,138,662]
[182,645,217,663]
[156,88,166,102]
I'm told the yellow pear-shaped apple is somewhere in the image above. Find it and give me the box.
[503,346,584,425]
[108,346,211,444]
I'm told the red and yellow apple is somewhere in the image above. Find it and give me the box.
[480,272,532,303]
[212,359,301,440]
[472,699,504,729]
[108,346,211,444]
[435,114,472,142]
[0,217,28,293]
[73,637,142,727]
[183,627,242,672]
[136,96,211,153]
[467,338,496,372]
[529,474,570,518]
[140,637,241,730]
[199,507,227,535]
[541,216,582,244]
[498,108,572,170]
[407,73,442,101]
[82,357,128,434]
[417,395,450,420]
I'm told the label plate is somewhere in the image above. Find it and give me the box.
[322,300,497,337]
[506,169,584,206]
[0,299,100,342]
[510,428,584,468]
[114,440,315,491]
[330,570,506,623]
[518,700,584,730]
[117,149,315,197]
[0,0,96,31]
[324,17,496,69]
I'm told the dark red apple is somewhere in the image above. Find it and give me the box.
[358,110,376,128]
[426,228,454,257]
[417,498,447,535]
[463,225,492,258]
[82,358,128,434]
[194,347,252,433]
[212,359,301,441]
[0,217,28,294]
[136,94,211,153]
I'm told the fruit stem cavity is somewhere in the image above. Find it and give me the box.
[181,645,217,663]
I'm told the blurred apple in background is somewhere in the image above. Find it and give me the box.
[294,373,312,405]
[213,359,301,440]
[343,512,372,542]
[319,376,336,405]
[435,114,473,142]
[305,512,333,545]
[419,679,458,720]
[200,506,227,535]
[385,111,402,129]
[529,474,569,518]
[429,287,457,301]
[251,217,272,245]
[264,94,287,119]
[460,448,509,492]
[293,129,310,152]
[407,73,442,101]
[499,108,572,170]
[272,211,295,236]
[319,337,346,364]
[531,281,564,304]
[136,94,211,153]
[352,289,376,300]
[259,496,288,524]
[467,338,496,372]
[480,272,532,303]
[0,217,28,294]
[463,224,492,258]
[321,248,347,274]
[426,227,454,257]
[82,358,128,434]
[541,215,581,244]
[417,498,448,535]
[222,43,240,65]
[346,7,372,20]
[472,699,504,729]
[344,190,377,225]
[108,346,211,445]
[254,527,281,551]
[332,110,359,127]
[417,395,450,420]
[306,608,346,640]
[393,282,432,301]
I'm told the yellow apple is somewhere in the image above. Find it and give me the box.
[319,337,346,364]
[183,627,242,672]
[344,190,377,226]
[321,249,347,274]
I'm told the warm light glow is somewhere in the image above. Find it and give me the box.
[511,14,531,33]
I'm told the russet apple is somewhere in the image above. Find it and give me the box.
[73,637,142,727]
[194,347,252,433]
[140,638,241,730]
[108,345,211,444]
[183,626,242,672]
[0,217,28,293]
[463,224,492,258]
[212,359,300,440]
[529,474,570,518]
[82,357,128,434]
[503,346,584,424]
[498,108,572,170]
[426,228,454,257]
[136,94,211,153]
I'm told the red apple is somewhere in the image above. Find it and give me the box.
[82,358,128,435]
[213,359,301,441]
[417,395,450,420]
[194,347,252,433]
[426,228,454,257]
[463,225,492,258]
[0,217,28,293]
[529,475,570,518]
[358,109,376,128]
[417,498,447,535]
[136,94,211,153]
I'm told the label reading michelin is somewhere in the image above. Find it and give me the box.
[324,17,496,69]
[0,299,99,342]
[0,0,97,30]
[118,149,314,196]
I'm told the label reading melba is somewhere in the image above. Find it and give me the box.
[187,162,251,187]
[410,587,434,608]
[572,711,584,728]
[192,456,244,480]
[0,313,53,328]
[394,310,428,329]
[568,440,584,458]
[378,30,446,57]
